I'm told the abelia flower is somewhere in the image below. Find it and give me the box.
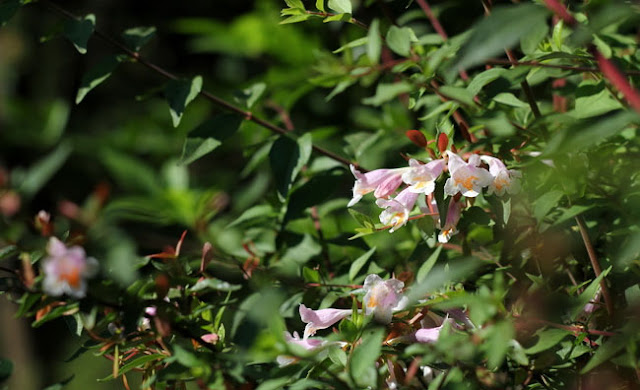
[363,274,408,324]
[348,165,408,207]
[376,187,419,233]
[437,199,463,243]
[402,158,445,195]
[299,304,352,339]
[480,155,521,196]
[444,152,492,197]
[42,237,98,298]
[277,331,326,367]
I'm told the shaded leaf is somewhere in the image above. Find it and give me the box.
[362,82,412,106]
[416,245,443,283]
[165,76,203,127]
[350,328,384,388]
[18,142,72,198]
[386,26,418,57]
[269,134,312,199]
[76,55,124,104]
[179,113,243,165]
[349,247,376,282]
[525,328,571,354]
[121,26,156,52]
[0,0,22,27]
[63,14,96,54]
[581,335,626,373]
[451,4,549,75]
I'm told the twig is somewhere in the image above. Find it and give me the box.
[506,49,542,119]
[486,58,640,76]
[42,1,360,170]
[305,11,368,30]
[306,282,362,289]
[574,216,614,316]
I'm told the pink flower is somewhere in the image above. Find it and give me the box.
[437,199,463,243]
[42,237,98,298]
[376,187,419,233]
[348,165,408,207]
[299,304,352,338]
[277,331,327,367]
[479,156,521,196]
[363,274,408,324]
[402,159,445,195]
[444,152,492,197]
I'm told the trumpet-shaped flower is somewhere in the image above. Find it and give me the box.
[402,159,445,195]
[376,188,419,233]
[299,304,352,339]
[42,237,98,298]
[277,331,326,366]
[437,199,463,243]
[444,152,492,197]
[480,155,521,196]
[348,165,408,207]
[363,274,408,324]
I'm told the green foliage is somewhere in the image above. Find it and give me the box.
[2,0,640,389]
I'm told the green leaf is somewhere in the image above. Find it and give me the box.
[227,204,276,228]
[467,68,507,95]
[234,82,266,109]
[571,267,611,320]
[0,359,12,382]
[525,328,571,354]
[367,18,381,64]
[269,133,312,199]
[574,85,623,119]
[349,247,376,282]
[121,26,156,52]
[0,0,22,27]
[451,4,549,75]
[284,169,349,223]
[486,320,514,369]
[179,113,243,165]
[164,76,203,127]
[493,92,529,108]
[63,14,96,54]
[438,85,476,107]
[416,245,443,283]
[188,278,241,293]
[316,0,325,12]
[101,149,160,194]
[520,22,548,55]
[385,26,418,57]
[333,37,368,54]
[98,354,164,381]
[328,0,351,14]
[285,0,305,9]
[545,111,639,155]
[581,335,626,373]
[407,259,481,304]
[350,328,384,388]
[18,142,72,198]
[533,190,563,222]
[280,14,311,24]
[362,82,412,106]
[323,13,350,23]
[42,375,74,390]
[76,55,124,104]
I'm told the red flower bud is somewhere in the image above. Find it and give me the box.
[437,133,449,154]
[405,130,428,148]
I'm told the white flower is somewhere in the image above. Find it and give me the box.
[376,187,419,233]
[363,274,408,324]
[42,237,98,298]
[348,165,408,207]
[402,158,445,195]
[437,199,463,243]
[480,155,521,196]
[299,304,352,339]
[444,152,493,197]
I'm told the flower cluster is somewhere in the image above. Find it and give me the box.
[349,151,520,241]
[278,274,448,366]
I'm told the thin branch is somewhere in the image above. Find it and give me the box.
[305,11,368,30]
[42,1,360,170]
[575,216,614,316]
[486,58,640,76]
[506,49,542,119]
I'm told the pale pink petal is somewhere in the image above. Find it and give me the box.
[299,304,351,338]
